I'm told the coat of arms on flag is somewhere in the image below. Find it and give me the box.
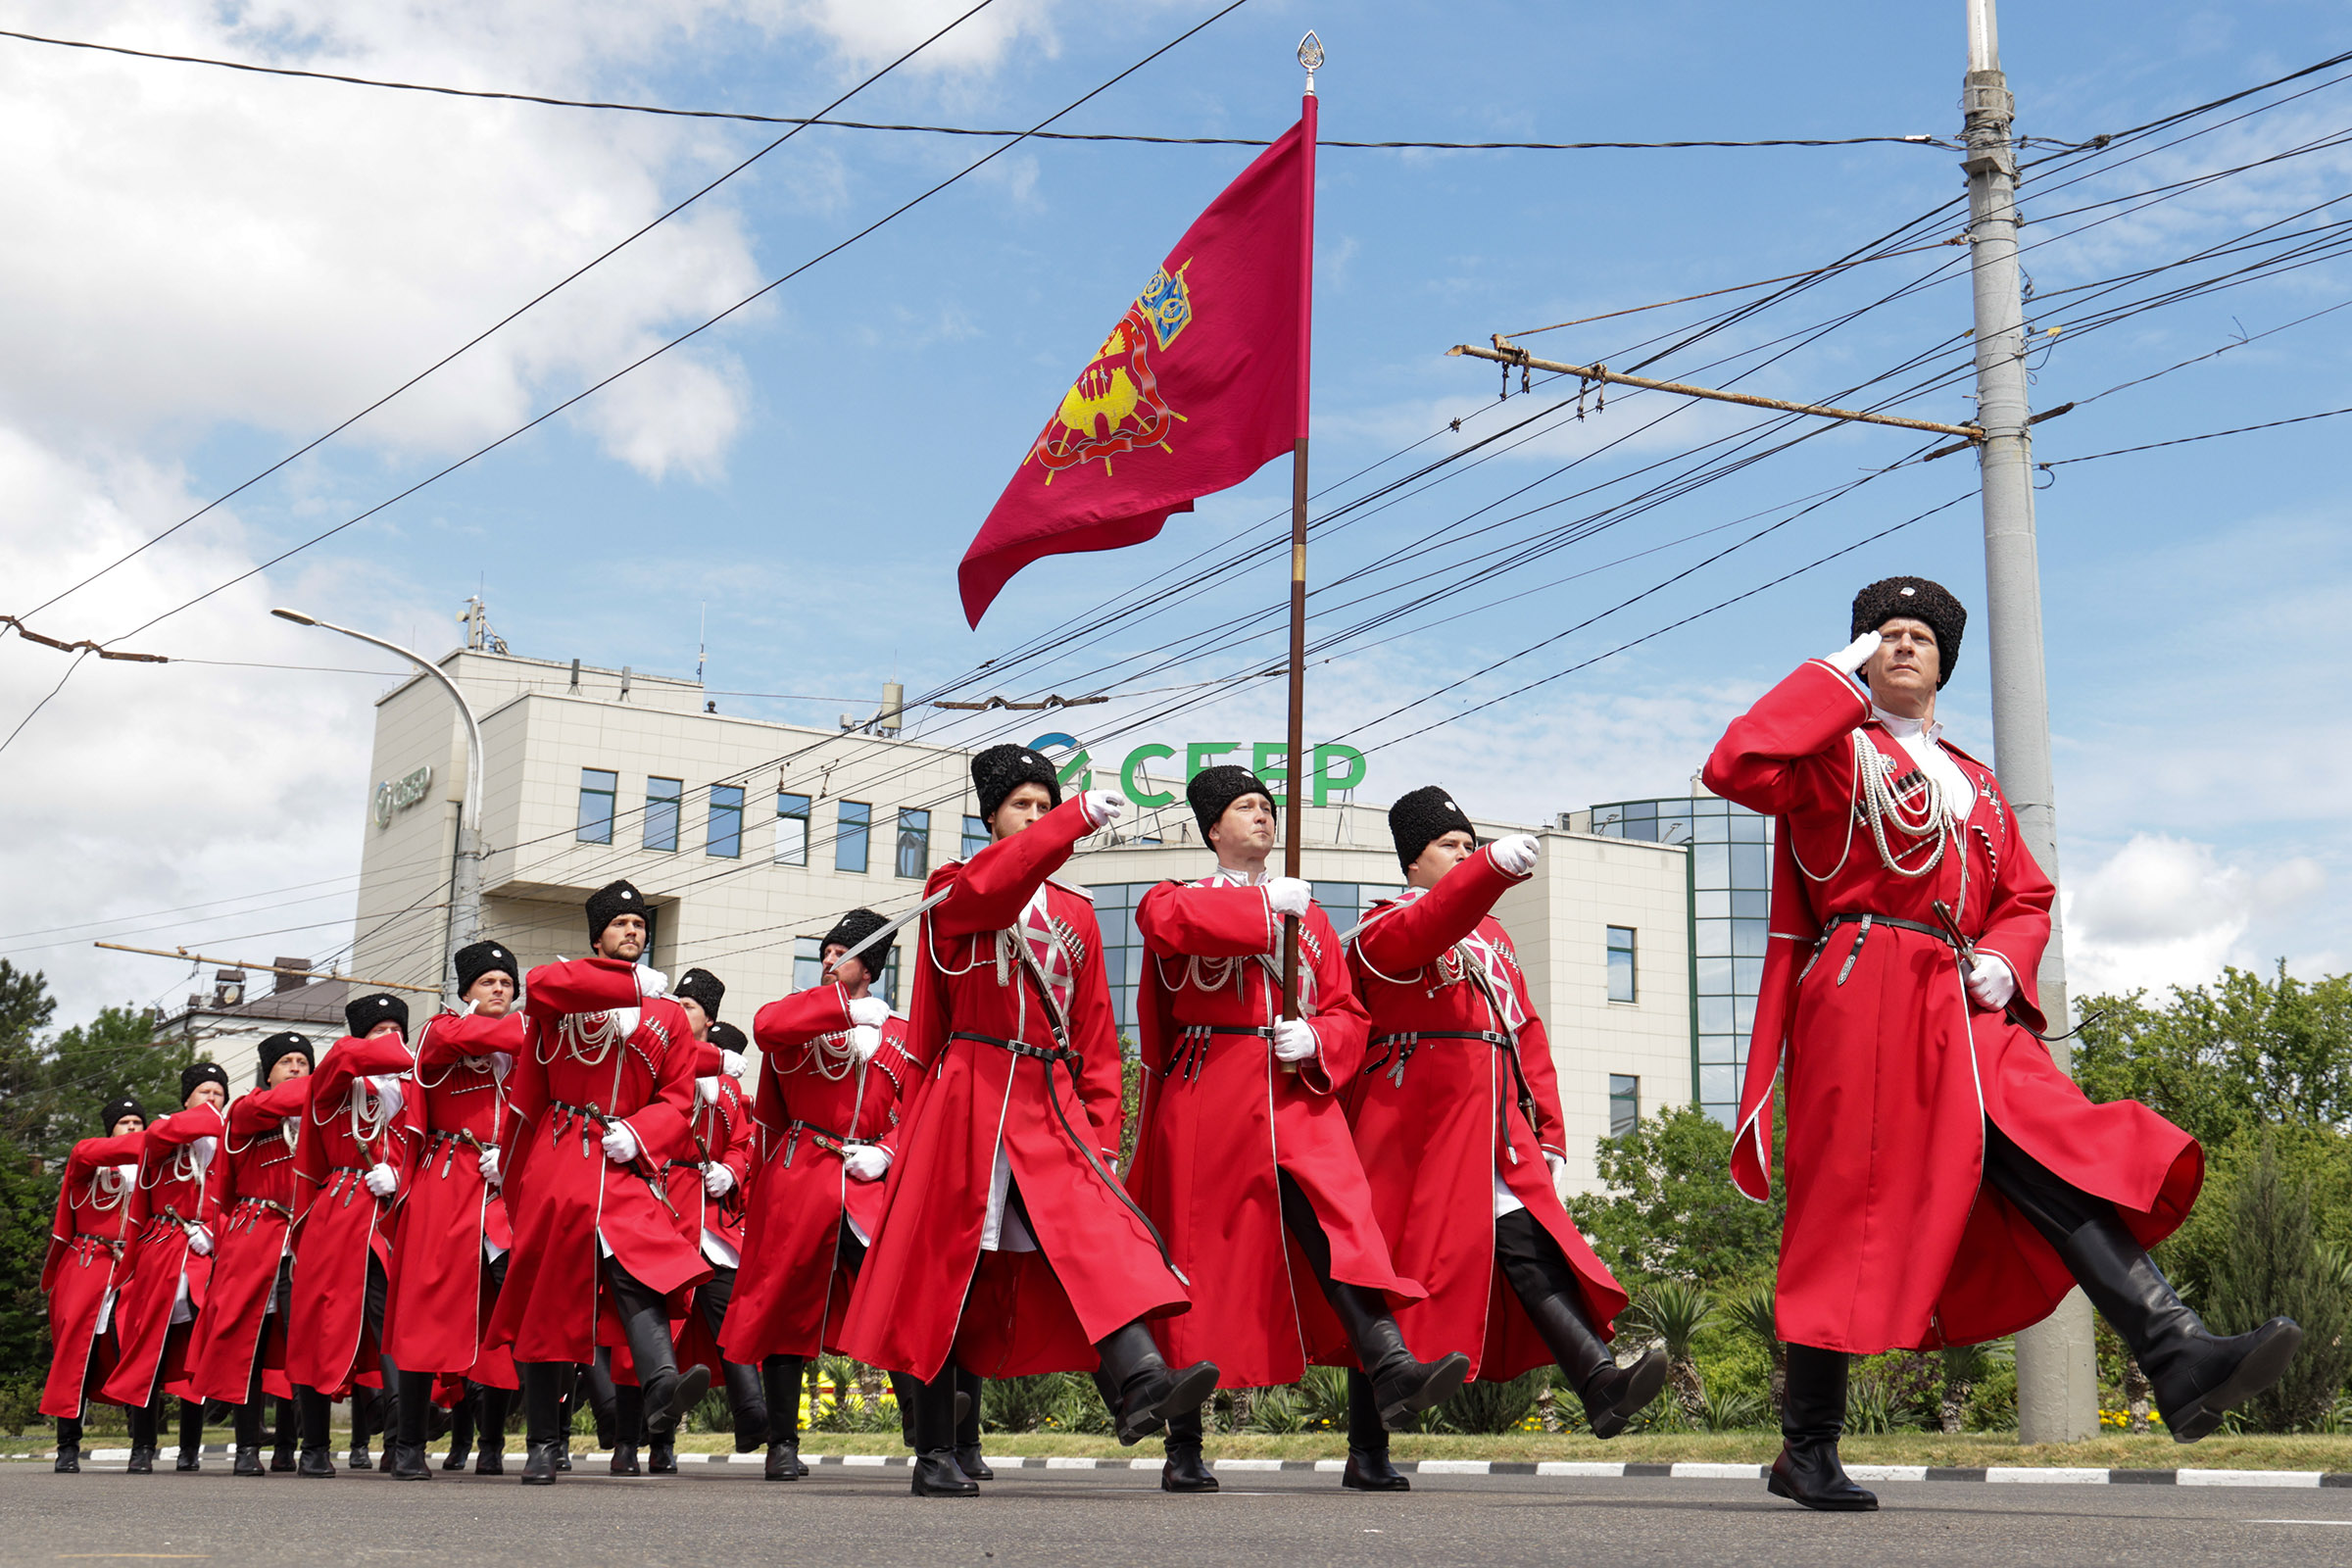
[1033,265,1194,479]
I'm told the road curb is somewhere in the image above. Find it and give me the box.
[15,1447,2352,1488]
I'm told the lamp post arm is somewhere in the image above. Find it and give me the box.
[307,618,484,835]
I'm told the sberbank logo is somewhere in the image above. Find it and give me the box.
[1029,734,1367,808]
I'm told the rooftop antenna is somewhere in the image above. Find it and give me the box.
[697,604,707,687]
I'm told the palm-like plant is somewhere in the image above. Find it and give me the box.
[1723,1280,1784,1414]
[1937,1339,2012,1434]
[1627,1279,1716,1421]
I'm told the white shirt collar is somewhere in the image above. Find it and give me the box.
[1207,861,1271,887]
[1871,705,1944,743]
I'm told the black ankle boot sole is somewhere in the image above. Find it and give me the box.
[1376,1351,1471,1432]
[1766,1451,1879,1512]
[1160,1448,1217,1493]
[1586,1348,1671,1440]
[2165,1319,2303,1444]
[911,1452,979,1496]
[1342,1449,1410,1492]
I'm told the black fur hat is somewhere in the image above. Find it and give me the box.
[586,879,649,946]
[1851,576,1967,689]
[673,967,725,1022]
[822,908,891,977]
[344,992,410,1040]
[707,1019,750,1056]
[256,1032,314,1085]
[971,744,1061,825]
[1389,785,1478,872]
[454,940,517,998]
[100,1096,146,1134]
[1187,764,1274,843]
[180,1059,230,1104]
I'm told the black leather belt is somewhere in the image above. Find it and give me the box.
[1815,911,1958,988]
[950,1030,1079,1066]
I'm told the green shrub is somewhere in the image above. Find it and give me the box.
[2204,1131,2352,1431]
[1433,1369,1548,1435]
[1964,1364,2018,1432]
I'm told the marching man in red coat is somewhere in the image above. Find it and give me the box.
[724,909,921,1482]
[1343,788,1664,1491]
[102,1061,230,1474]
[287,994,418,1477]
[487,880,711,1485]
[41,1098,148,1473]
[839,745,1211,1497]
[1705,576,2300,1511]
[1131,765,1466,1494]
[189,1034,314,1476]
[384,942,525,1478]
[655,969,765,1470]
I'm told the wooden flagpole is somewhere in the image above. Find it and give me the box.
[1281,33,1322,1050]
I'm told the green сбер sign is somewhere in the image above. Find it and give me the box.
[1029,733,1367,808]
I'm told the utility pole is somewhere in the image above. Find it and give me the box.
[1963,0,2097,1444]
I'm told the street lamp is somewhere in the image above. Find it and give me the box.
[273,607,484,1006]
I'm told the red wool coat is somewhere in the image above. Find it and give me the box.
[1346,848,1630,1380]
[101,1102,226,1406]
[720,990,914,1364]
[188,1078,310,1405]
[668,1041,756,1380]
[1129,873,1420,1389]
[286,1034,418,1395]
[838,799,1189,1382]
[40,1131,146,1418]
[485,959,710,1367]
[1704,659,2201,1352]
[385,1009,523,1388]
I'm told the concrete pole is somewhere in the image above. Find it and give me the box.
[1962,0,2098,1444]
[272,609,485,1008]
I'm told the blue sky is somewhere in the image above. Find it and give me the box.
[4,0,2347,1015]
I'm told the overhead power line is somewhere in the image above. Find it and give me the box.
[2039,404,2352,469]
[0,27,1954,151]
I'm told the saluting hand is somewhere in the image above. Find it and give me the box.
[1829,628,1883,676]
[1491,834,1540,876]
[1082,790,1129,829]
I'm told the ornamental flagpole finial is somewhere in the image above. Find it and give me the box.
[1298,30,1323,93]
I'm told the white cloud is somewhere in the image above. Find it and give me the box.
[2063,832,2325,999]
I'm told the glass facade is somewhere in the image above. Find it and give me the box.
[1086,879,1405,1040]
[707,784,745,858]
[836,801,870,873]
[961,815,989,859]
[644,776,682,853]
[576,768,616,844]
[1605,925,1637,1003]
[774,792,809,865]
[896,808,931,880]
[1591,794,1772,1127]
[1608,1073,1641,1138]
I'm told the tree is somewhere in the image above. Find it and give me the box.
[1579,1102,1783,1287]
[2200,1131,2352,1432]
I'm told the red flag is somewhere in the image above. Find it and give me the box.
[957,114,1313,627]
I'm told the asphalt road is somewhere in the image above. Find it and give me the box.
[8,1461,2352,1567]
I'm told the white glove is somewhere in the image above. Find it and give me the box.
[721,1050,747,1080]
[1968,953,2017,1010]
[1081,789,1128,829]
[842,1145,892,1183]
[489,1051,514,1081]
[1272,1017,1318,1062]
[636,964,669,1000]
[1490,834,1539,877]
[1829,628,1883,675]
[367,1075,406,1118]
[1266,877,1311,919]
[602,1122,640,1164]
[1544,1151,1570,1205]
[186,1224,214,1257]
[848,996,892,1029]
[848,1025,882,1064]
[363,1162,398,1198]
[702,1163,735,1198]
[696,1076,720,1106]
[477,1146,502,1185]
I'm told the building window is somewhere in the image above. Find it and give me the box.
[961,814,989,858]
[576,768,616,844]
[896,808,931,880]
[707,785,745,858]
[644,777,682,853]
[1608,1074,1641,1138]
[836,801,871,873]
[774,792,809,866]
[1606,925,1637,1003]
[793,936,824,992]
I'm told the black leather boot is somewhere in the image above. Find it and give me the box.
[175,1397,205,1470]
[1158,1405,1216,1493]
[270,1396,298,1471]
[554,1367,584,1470]
[442,1384,475,1471]
[1095,1320,1219,1446]
[648,1436,676,1474]
[723,1359,767,1453]
[126,1398,158,1474]
[1766,1345,1877,1512]
[954,1366,993,1480]
[611,1383,643,1475]
[1283,1173,1467,1431]
[232,1395,266,1476]
[2057,1213,2302,1444]
[1341,1371,1408,1491]
[612,1266,710,1443]
[391,1370,433,1479]
[1500,1233,1668,1439]
[296,1387,336,1478]
[519,1363,564,1485]
[53,1415,80,1473]
[474,1384,509,1475]
[892,1370,917,1448]
[761,1356,804,1480]
[909,1370,978,1497]
[347,1386,374,1471]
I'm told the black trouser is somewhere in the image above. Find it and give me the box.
[692,1263,766,1428]
[442,1252,514,1456]
[602,1252,690,1435]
